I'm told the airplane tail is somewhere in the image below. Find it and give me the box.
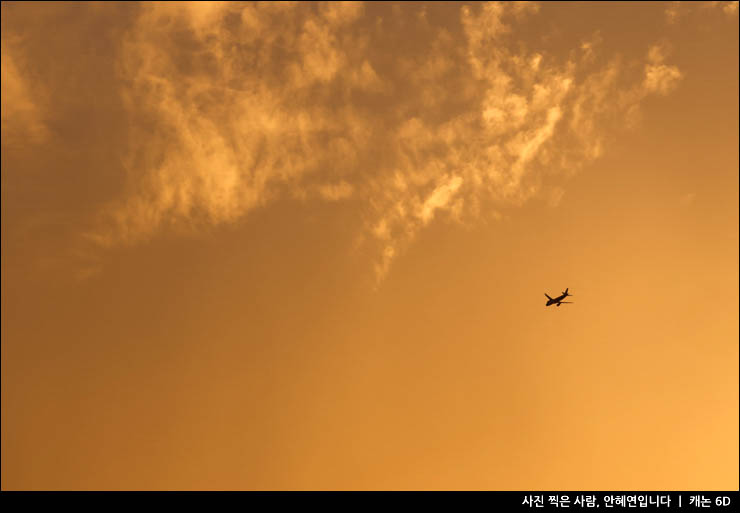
[563,288,569,296]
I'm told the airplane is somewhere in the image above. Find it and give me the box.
[545,288,573,307]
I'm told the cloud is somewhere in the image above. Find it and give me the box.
[665,1,739,23]
[419,175,464,224]
[643,62,683,96]
[1,39,49,145]
[356,4,685,281]
[1,2,689,283]
[88,1,378,247]
[318,181,354,202]
[643,44,683,95]
[665,2,682,24]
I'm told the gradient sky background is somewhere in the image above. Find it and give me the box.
[2,1,738,490]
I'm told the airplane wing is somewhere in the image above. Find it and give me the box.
[558,301,573,304]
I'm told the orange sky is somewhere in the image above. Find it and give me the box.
[2,1,738,490]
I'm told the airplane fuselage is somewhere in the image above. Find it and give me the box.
[545,289,571,307]
[546,294,566,306]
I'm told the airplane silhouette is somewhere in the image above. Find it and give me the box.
[545,288,573,307]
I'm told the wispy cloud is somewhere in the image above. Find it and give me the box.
[2,2,690,283]
[87,1,378,247]
[356,4,685,281]
[1,39,49,145]
[318,181,354,202]
[643,43,683,96]
[665,1,739,24]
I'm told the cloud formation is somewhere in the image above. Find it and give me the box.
[88,1,379,247]
[1,39,49,145]
[665,1,739,24]
[2,2,688,281]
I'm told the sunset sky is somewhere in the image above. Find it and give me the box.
[2,1,738,490]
